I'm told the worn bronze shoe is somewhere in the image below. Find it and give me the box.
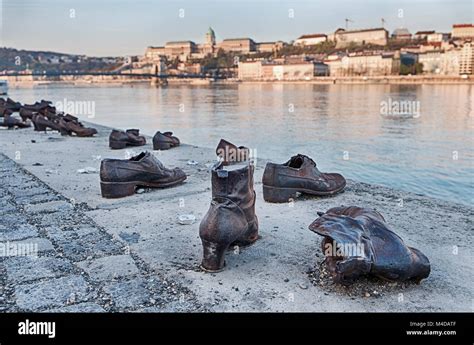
[199,162,259,272]
[0,114,31,129]
[2,98,22,112]
[32,114,61,132]
[152,131,180,150]
[58,117,97,137]
[23,100,51,112]
[262,154,346,203]
[309,206,431,285]
[109,129,146,149]
[19,108,36,121]
[215,139,250,165]
[100,151,187,198]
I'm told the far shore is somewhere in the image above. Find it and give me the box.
[2,74,473,87]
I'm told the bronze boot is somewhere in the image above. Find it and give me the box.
[215,139,250,165]
[199,162,259,272]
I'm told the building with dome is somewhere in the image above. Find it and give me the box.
[392,28,412,41]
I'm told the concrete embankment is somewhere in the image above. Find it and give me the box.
[3,74,473,87]
[0,123,472,312]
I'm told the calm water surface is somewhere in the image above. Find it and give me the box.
[10,83,474,205]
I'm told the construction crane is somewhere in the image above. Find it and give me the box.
[345,18,353,30]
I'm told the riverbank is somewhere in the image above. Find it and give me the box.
[3,74,473,87]
[0,123,472,312]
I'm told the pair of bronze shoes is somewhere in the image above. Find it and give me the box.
[109,129,146,149]
[31,113,97,137]
[199,139,344,272]
[153,131,180,150]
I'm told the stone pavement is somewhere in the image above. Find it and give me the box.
[0,153,205,312]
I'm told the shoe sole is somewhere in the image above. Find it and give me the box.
[109,140,146,150]
[100,176,186,198]
[262,182,346,203]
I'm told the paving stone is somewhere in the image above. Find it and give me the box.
[46,226,122,261]
[10,186,51,199]
[4,256,74,283]
[4,177,37,189]
[102,278,151,309]
[0,237,54,258]
[0,223,38,241]
[77,255,139,282]
[16,193,61,205]
[5,237,55,253]
[37,211,80,227]
[0,214,29,226]
[15,275,94,311]
[25,200,73,214]
[45,302,105,313]
[0,201,16,212]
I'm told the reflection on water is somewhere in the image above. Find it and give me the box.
[10,83,474,205]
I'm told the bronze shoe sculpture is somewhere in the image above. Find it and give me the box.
[215,139,250,165]
[199,162,259,272]
[0,114,31,129]
[152,131,180,150]
[19,108,36,122]
[100,151,186,198]
[262,154,346,203]
[58,116,97,137]
[308,206,431,285]
[109,129,146,149]
[1,98,22,112]
[32,114,61,132]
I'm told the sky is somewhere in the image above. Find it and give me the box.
[0,0,472,57]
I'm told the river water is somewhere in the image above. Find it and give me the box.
[9,83,474,205]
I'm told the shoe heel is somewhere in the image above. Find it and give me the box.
[100,181,136,198]
[59,128,70,136]
[153,141,172,150]
[262,185,298,203]
[34,123,47,131]
[109,140,127,149]
[200,239,229,272]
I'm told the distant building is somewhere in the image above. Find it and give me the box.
[237,60,317,80]
[392,28,412,40]
[256,42,283,53]
[294,34,327,46]
[145,41,197,62]
[427,33,450,43]
[452,24,474,40]
[418,51,459,75]
[145,46,166,61]
[164,41,197,60]
[219,38,257,53]
[178,62,202,74]
[205,27,216,46]
[459,42,474,74]
[413,30,435,40]
[334,28,388,48]
[314,62,330,76]
[325,53,399,76]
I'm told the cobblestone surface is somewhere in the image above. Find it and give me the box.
[0,153,205,312]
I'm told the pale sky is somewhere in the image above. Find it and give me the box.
[1,0,472,56]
